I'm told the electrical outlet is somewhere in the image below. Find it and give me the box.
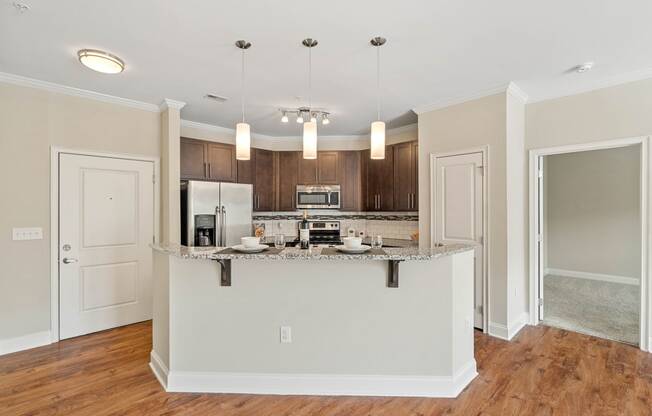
[12,227,43,241]
[280,326,292,343]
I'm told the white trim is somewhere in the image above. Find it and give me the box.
[181,119,418,142]
[488,312,529,341]
[50,147,161,343]
[527,67,652,104]
[529,136,650,353]
[0,330,52,356]
[160,98,186,111]
[157,360,476,398]
[430,146,490,333]
[506,82,529,103]
[149,350,169,388]
[413,83,528,114]
[545,268,640,286]
[0,71,160,112]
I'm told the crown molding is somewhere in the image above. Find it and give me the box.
[160,98,186,111]
[412,83,512,115]
[181,119,417,142]
[526,66,652,103]
[506,82,528,103]
[0,71,160,112]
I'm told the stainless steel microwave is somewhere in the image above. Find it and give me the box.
[296,185,341,209]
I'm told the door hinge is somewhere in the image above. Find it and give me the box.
[537,168,543,178]
[152,174,156,184]
[538,298,544,307]
[536,234,543,243]
[477,165,484,176]
[477,305,483,314]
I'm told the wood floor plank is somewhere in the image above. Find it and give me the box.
[1,321,651,415]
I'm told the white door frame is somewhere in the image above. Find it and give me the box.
[50,147,160,343]
[430,145,490,332]
[528,136,650,352]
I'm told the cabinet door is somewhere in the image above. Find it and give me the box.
[297,154,318,184]
[253,149,275,211]
[180,138,207,180]
[379,146,395,211]
[412,141,419,211]
[278,151,299,211]
[317,151,339,184]
[367,146,394,211]
[237,158,254,184]
[360,149,374,211]
[339,151,361,211]
[206,142,237,182]
[393,142,415,211]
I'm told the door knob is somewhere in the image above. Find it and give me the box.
[62,257,78,264]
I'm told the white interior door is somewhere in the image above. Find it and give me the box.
[59,153,154,340]
[537,156,545,321]
[434,152,484,329]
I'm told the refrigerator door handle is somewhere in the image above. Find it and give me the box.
[220,206,226,246]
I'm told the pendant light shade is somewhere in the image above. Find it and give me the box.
[370,36,387,159]
[236,122,251,160]
[370,121,386,159]
[235,40,252,160]
[303,120,318,159]
[302,38,319,159]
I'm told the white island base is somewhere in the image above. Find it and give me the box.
[151,246,476,398]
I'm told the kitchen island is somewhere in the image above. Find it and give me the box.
[150,243,477,398]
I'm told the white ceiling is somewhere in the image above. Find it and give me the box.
[2,0,652,136]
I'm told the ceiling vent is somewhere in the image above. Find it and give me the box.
[204,93,228,102]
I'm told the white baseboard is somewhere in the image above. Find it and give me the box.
[545,268,639,286]
[150,350,169,388]
[159,360,477,398]
[489,312,529,341]
[0,330,52,356]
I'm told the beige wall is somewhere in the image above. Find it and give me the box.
[418,93,511,328]
[0,82,161,341]
[544,146,641,279]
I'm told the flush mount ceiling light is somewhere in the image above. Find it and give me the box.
[77,49,125,74]
[575,62,594,73]
[235,40,252,161]
[370,36,387,160]
[302,38,319,159]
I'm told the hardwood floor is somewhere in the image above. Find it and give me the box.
[1,322,651,415]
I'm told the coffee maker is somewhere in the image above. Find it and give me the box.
[194,214,216,247]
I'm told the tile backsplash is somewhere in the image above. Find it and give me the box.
[255,218,418,241]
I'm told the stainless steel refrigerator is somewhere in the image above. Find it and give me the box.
[181,180,253,247]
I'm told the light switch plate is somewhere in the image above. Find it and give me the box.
[12,227,43,241]
[280,326,292,343]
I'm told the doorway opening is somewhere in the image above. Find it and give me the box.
[530,137,649,350]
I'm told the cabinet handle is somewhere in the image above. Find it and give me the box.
[378,194,381,210]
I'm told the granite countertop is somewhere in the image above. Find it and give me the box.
[259,236,418,248]
[152,243,473,261]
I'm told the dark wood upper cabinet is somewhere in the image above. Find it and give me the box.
[412,141,419,211]
[365,145,394,211]
[180,138,207,180]
[393,142,417,211]
[237,158,254,184]
[253,148,275,211]
[317,152,339,184]
[277,151,299,211]
[339,151,361,211]
[206,142,237,182]
[297,154,318,184]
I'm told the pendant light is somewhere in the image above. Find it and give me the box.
[370,36,387,159]
[302,38,318,159]
[235,40,252,160]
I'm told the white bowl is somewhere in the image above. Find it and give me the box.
[241,236,260,248]
[342,236,362,249]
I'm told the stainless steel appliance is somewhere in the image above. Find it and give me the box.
[181,180,253,247]
[296,185,341,209]
[297,220,342,246]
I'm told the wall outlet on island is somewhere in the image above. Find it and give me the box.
[280,326,292,343]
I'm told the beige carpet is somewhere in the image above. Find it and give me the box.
[543,274,639,345]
